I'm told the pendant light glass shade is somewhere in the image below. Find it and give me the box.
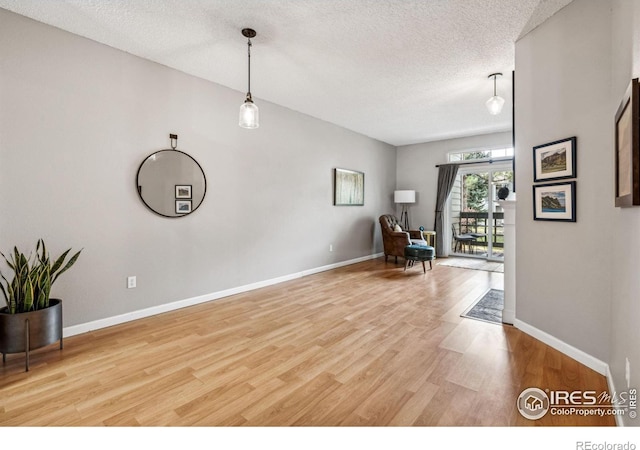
[486,95,505,115]
[239,28,259,129]
[239,95,259,129]
[485,73,504,115]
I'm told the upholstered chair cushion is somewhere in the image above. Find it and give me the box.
[404,245,435,259]
[403,244,435,273]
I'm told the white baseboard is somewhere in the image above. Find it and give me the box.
[301,252,383,276]
[64,252,384,338]
[513,318,608,376]
[605,365,625,427]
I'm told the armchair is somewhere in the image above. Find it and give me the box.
[379,214,428,263]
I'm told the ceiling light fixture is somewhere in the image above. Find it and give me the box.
[239,28,259,129]
[485,73,505,115]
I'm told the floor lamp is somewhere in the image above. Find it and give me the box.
[394,190,416,230]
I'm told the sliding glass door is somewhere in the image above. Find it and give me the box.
[449,163,512,260]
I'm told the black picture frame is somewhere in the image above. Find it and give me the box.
[533,181,576,222]
[175,185,192,199]
[533,136,577,182]
[333,168,364,206]
[175,200,192,214]
[614,78,640,207]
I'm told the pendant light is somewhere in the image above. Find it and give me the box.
[239,28,259,129]
[485,72,505,115]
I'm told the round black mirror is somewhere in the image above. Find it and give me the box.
[136,149,206,218]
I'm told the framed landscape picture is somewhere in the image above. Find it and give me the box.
[533,181,576,222]
[533,136,576,182]
[614,78,640,207]
[175,185,192,199]
[175,200,192,214]
[333,168,364,206]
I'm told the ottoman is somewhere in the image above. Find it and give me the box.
[404,244,435,273]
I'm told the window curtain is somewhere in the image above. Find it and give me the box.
[434,164,459,257]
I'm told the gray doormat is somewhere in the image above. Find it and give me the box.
[460,289,504,324]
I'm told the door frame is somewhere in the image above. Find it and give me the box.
[447,162,512,261]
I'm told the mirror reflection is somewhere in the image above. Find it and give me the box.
[136,149,206,218]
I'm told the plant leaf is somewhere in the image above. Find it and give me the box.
[23,276,34,312]
[37,238,47,264]
[50,248,71,274]
[36,266,51,309]
[0,279,8,306]
[0,250,15,271]
[52,249,81,284]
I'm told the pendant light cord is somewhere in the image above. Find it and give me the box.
[247,38,252,99]
[493,75,497,96]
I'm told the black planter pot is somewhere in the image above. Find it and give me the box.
[0,298,63,371]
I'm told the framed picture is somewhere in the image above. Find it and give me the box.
[533,136,576,182]
[175,185,192,199]
[333,168,364,206]
[614,78,640,207]
[175,200,192,214]
[533,181,576,222]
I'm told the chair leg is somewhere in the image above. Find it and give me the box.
[404,260,409,271]
[429,260,433,270]
[421,261,426,273]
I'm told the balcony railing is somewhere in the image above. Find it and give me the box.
[458,211,504,250]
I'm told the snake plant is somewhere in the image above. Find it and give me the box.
[0,239,81,314]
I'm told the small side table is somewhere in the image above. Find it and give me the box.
[421,231,436,250]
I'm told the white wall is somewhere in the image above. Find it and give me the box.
[396,131,512,233]
[609,0,640,427]
[0,9,396,327]
[514,0,612,363]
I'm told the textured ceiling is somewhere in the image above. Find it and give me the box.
[0,0,572,146]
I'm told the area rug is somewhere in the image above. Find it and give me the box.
[460,289,504,324]
[437,257,504,273]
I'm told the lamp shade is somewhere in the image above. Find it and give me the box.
[394,190,416,203]
[239,100,259,128]
[485,95,505,115]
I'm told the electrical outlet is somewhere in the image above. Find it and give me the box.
[329,244,333,252]
[626,357,631,389]
[127,276,136,289]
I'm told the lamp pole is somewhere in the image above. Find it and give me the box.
[400,204,410,230]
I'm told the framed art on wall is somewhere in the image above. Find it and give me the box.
[614,78,640,207]
[175,200,192,214]
[533,181,576,222]
[533,136,576,182]
[333,168,364,206]
[175,185,192,199]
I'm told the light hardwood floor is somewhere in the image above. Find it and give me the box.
[0,257,614,426]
